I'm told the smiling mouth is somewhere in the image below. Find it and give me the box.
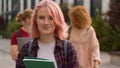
[42,27,50,29]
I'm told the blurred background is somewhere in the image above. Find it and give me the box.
[0,0,120,68]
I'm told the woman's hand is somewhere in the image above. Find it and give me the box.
[93,60,99,68]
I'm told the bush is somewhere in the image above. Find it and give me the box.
[6,19,20,38]
[92,11,120,51]
[110,28,120,51]
[92,12,112,51]
[0,15,7,38]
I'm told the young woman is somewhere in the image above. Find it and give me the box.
[16,0,79,68]
[68,6,101,68]
[11,9,33,61]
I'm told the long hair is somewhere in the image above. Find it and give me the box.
[68,6,92,29]
[31,0,68,40]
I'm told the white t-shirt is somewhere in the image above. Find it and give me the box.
[37,40,57,68]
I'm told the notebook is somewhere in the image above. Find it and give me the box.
[23,57,55,68]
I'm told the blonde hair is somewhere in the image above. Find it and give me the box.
[15,9,33,25]
[68,6,92,29]
[31,0,68,40]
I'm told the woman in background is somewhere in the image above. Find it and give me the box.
[68,6,101,68]
[10,9,33,61]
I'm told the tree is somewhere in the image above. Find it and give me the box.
[107,0,120,31]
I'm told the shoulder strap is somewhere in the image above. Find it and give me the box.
[63,40,68,60]
[28,40,68,58]
[28,40,33,56]
[16,30,22,37]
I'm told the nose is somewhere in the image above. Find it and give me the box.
[44,18,49,24]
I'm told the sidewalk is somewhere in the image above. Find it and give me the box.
[0,39,10,54]
[0,39,120,68]
[99,52,120,68]
[0,51,15,68]
[0,39,15,68]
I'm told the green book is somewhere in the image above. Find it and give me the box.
[23,57,55,68]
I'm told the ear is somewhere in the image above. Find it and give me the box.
[21,21,25,25]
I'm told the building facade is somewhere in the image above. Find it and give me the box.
[0,0,110,24]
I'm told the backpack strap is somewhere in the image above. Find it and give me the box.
[63,40,68,60]
[16,30,22,37]
[28,39,68,59]
[28,40,33,56]
[63,40,68,68]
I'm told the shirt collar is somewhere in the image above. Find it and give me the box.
[55,37,63,48]
[31,37,64,49]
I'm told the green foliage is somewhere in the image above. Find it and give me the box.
[0,25,8,38]
[92,11,120,51]
[92,12,111,51]
[110,28,120,51]
[0,28,7,38]
[0,15,7,38]
[6,19,20,38]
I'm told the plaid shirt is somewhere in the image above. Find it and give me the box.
[16,38,79,68]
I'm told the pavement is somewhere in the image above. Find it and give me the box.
[0,39,120,68]
[0,39,15,68]
[99,52,120,68]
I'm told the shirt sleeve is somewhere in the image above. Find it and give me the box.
[11,32,17,45]
[67,42,79,68]
[90,27,101,63]
[16,43,29,68]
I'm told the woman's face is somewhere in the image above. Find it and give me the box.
[24,15,32,26]
[36,7,56,35]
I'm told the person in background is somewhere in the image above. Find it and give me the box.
[16,0,79,68]
[68,5,101,68]
[10,9,33,61]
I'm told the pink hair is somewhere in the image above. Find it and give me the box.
[30,0,68,40]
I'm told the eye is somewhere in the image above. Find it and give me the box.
[39,16,45,20]
[49,16,53,20]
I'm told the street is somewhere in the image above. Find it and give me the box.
[0,39,120,68]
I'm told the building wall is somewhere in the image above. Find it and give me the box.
[0,0,110,24]
[84,0,90,14]
[63,0,109,17]
[102,0,110,14]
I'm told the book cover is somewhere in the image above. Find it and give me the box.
[23,57,55,68]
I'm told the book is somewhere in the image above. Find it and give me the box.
[23,57,55,68]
